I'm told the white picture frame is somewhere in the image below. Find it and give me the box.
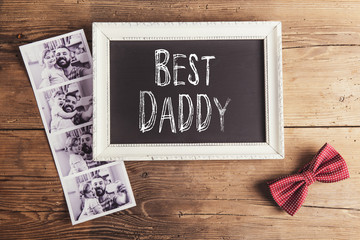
[93,21,284,161]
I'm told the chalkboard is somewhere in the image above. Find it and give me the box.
[109,40,265,144]
[93,22,284,160]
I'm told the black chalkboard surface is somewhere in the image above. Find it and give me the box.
[109,40,265,144]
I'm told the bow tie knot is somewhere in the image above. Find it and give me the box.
[301,170,316,186]
[267,143,349,216]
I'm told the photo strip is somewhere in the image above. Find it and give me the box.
[19,30,136,224]
[63,162,135,225]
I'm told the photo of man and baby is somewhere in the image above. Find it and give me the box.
[64,163,135,224]
[21,32,94,134]
[51,124,111,177]
[20,30,136,225]
[38,79,93,133]
[21,32,92,89]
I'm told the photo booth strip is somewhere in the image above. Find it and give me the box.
[19,29,136,225]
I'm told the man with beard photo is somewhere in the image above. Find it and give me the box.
[79,131,106,169]
[49,90,77,132]
[80,131,93,162]
[55,45,91,80]
[91,175,129,212]
[63,91,93,126]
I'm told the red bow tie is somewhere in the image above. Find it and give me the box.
[267,143,350,216]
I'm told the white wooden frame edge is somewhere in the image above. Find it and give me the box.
[93,21,284,161]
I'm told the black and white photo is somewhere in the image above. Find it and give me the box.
[63,162,136,225]
[38,78,93,133]
[20,31,92,90]
[19,30,136,225]
[51,124,110,177]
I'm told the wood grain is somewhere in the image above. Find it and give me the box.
[1,128,359,239]
[1,0,360,46]
[1,0,360,239]
[2,43,360,128]
[2,1,360,128]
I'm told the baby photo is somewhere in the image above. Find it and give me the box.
[63,162,136,225]
[51,124,111,177]
[20,30,92,90]
[38,78,93,133]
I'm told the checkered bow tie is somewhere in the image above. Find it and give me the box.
[267,143,350,216]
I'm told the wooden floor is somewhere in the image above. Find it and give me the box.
[1,1,360,239]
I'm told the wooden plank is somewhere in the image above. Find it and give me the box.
[0,131,53,177]
[283,46,360,126]
[1,175,358,214]
[2,42,360,128]
[0,206,359,240]
[0,128,359,239]
[1,0,360,48]
[2,127,359,179]
[0,43,43,129]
